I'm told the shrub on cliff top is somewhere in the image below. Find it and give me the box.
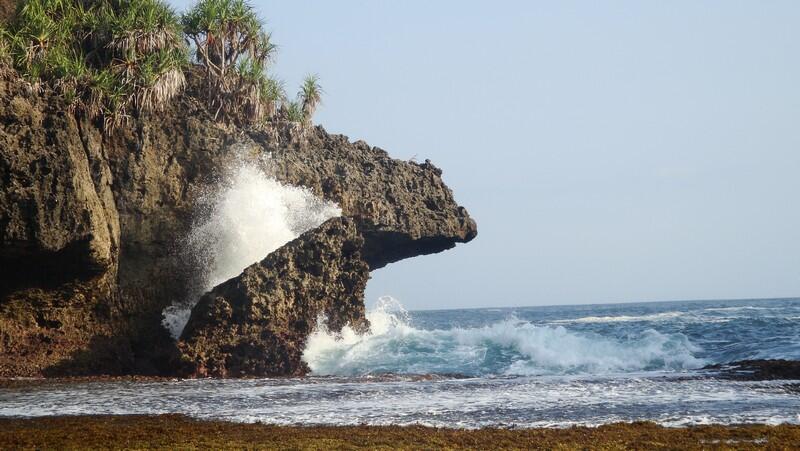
[0,27,10,72]
[5,0,187,128]
[298,74,321,125]
[95,0,187,115]
[2,0,323,131]
[282,99,302,123]
[182,0,279,124]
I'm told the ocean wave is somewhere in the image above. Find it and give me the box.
[302,297,705,377]
[703,306,772,313]
[552,311,687,324]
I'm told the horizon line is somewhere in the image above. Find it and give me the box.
[401,295,800,313]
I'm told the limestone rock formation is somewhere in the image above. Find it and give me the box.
[178,217,369,377]
[0,76,123,376]
[254,130,478,269]
[0,70,477,377]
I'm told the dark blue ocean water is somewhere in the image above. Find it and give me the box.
[2,298,800,427]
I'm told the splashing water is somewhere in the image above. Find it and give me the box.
[162,155,341,338]
[6,298,800,428]
[302,297,705,377]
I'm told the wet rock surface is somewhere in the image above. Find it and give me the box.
[703,360,800,381]
[178,217,369,377]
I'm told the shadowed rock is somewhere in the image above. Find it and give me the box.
[178,217,369,377]
[703,359,800,381]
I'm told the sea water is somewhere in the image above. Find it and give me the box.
[161,155,341,338]
[2,297,800,428]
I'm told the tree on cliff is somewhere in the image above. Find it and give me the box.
[1,0,186,127]
[182,0,282,124]
[299,74,322,125]
[0,0,323,130]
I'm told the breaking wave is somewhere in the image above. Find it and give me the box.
[302,297,705,377]
[552,311,687,324]
[162,154,341,338]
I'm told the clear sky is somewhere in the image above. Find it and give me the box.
[170,0,800,310]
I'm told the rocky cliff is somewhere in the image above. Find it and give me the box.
[0,71,477,377]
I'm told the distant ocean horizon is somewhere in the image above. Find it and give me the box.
[406,295,800,312]
[3,296,800,428]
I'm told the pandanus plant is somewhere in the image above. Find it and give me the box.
[0,28,10,75]
[182,0,278,123]
[283,99,303,123]
[5,0,187,128]
[96,0,187,121]
[298,74,322,125]
[4,0,323,131]
[11,0,80,78]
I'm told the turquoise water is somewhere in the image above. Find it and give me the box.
[304,297,800,377]
[2,298,800,427]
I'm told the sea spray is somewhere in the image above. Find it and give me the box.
[163,154,341,338]
[5,299,800,427]
[302,297,705,377]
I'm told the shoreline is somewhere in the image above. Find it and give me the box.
[1,415,799,449]
[2,358,799,386]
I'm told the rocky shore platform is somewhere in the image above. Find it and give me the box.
[702,359,800,381]
[1,414,799,450]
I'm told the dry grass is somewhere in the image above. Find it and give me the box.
[1,414,799,450]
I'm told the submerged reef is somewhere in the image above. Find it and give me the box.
[3,415,800,449]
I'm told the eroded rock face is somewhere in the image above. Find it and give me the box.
[178,217,369,377]
[0,71,476,377]
[254,129,478,269]
[0,77,124,376]
[0,81,119,296]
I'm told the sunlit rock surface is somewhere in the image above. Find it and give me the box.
[0,67,476,377]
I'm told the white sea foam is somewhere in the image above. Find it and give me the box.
[162,154,341,338]
[703,306,772,313]
[4,299,799,428]
[552,311,687,324]
[3,375,799,428]
[302,297,705,377]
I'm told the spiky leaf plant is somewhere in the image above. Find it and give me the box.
[5,0,187,129]
[183,0,278,123]
[103,0,182,54]
[9,0,83,82]
[284,99,303,123]
[260,75,284,118]
[95,0,187,119]
[0,27,11,75]
[298,74,321,125]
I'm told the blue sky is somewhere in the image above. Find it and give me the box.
[170,1,800,310]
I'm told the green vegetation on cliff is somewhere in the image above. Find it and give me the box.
[0,26,10,72]
[299,74,322,125]
[0,0,320,129]
[182,0,278,123]
[2,0,186,127]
